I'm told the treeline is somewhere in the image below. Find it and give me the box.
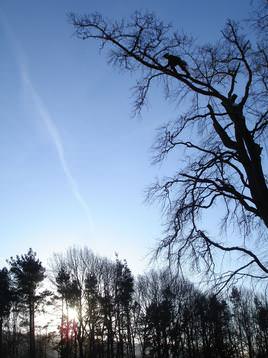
[1,248,268,358]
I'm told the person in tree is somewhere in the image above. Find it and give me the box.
[70,1,268,289]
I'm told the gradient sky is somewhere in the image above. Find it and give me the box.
[0,1,251,275]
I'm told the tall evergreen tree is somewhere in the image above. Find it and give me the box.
[8,248,46,358]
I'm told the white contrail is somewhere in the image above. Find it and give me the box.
[23,72,94,229]
[0,11,94,231]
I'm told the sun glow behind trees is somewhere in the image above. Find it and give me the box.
[2,246,268,357]
[67,307,79,322]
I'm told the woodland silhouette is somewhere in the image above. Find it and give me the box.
[1,247,268,357]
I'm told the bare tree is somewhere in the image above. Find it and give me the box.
[70,2,268,289]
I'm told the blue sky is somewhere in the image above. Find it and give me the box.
[0,0,251,275]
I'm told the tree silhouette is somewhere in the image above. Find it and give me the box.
[55,264,72,358]
[84,272,99,356]
[8,248,46,358]
[114,257,135,358]
[0,267,12,357]
[70,1,268,287]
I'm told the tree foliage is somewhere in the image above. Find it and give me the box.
[8,248,46,358]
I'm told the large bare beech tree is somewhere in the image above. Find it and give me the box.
[70,1,268,289]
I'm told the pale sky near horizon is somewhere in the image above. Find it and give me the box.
[0,0,251,276]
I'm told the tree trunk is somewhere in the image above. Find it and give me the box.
[78,335,83,358]
[29,299,35,358]
[229,105,268,227]
[0,317,3,358]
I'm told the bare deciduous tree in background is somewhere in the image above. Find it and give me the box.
[70,0,268,289]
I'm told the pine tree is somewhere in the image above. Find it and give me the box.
[9,248,46,358]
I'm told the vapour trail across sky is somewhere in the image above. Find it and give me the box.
[0,11,94,232]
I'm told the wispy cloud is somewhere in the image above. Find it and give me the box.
[0,11,94,231]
